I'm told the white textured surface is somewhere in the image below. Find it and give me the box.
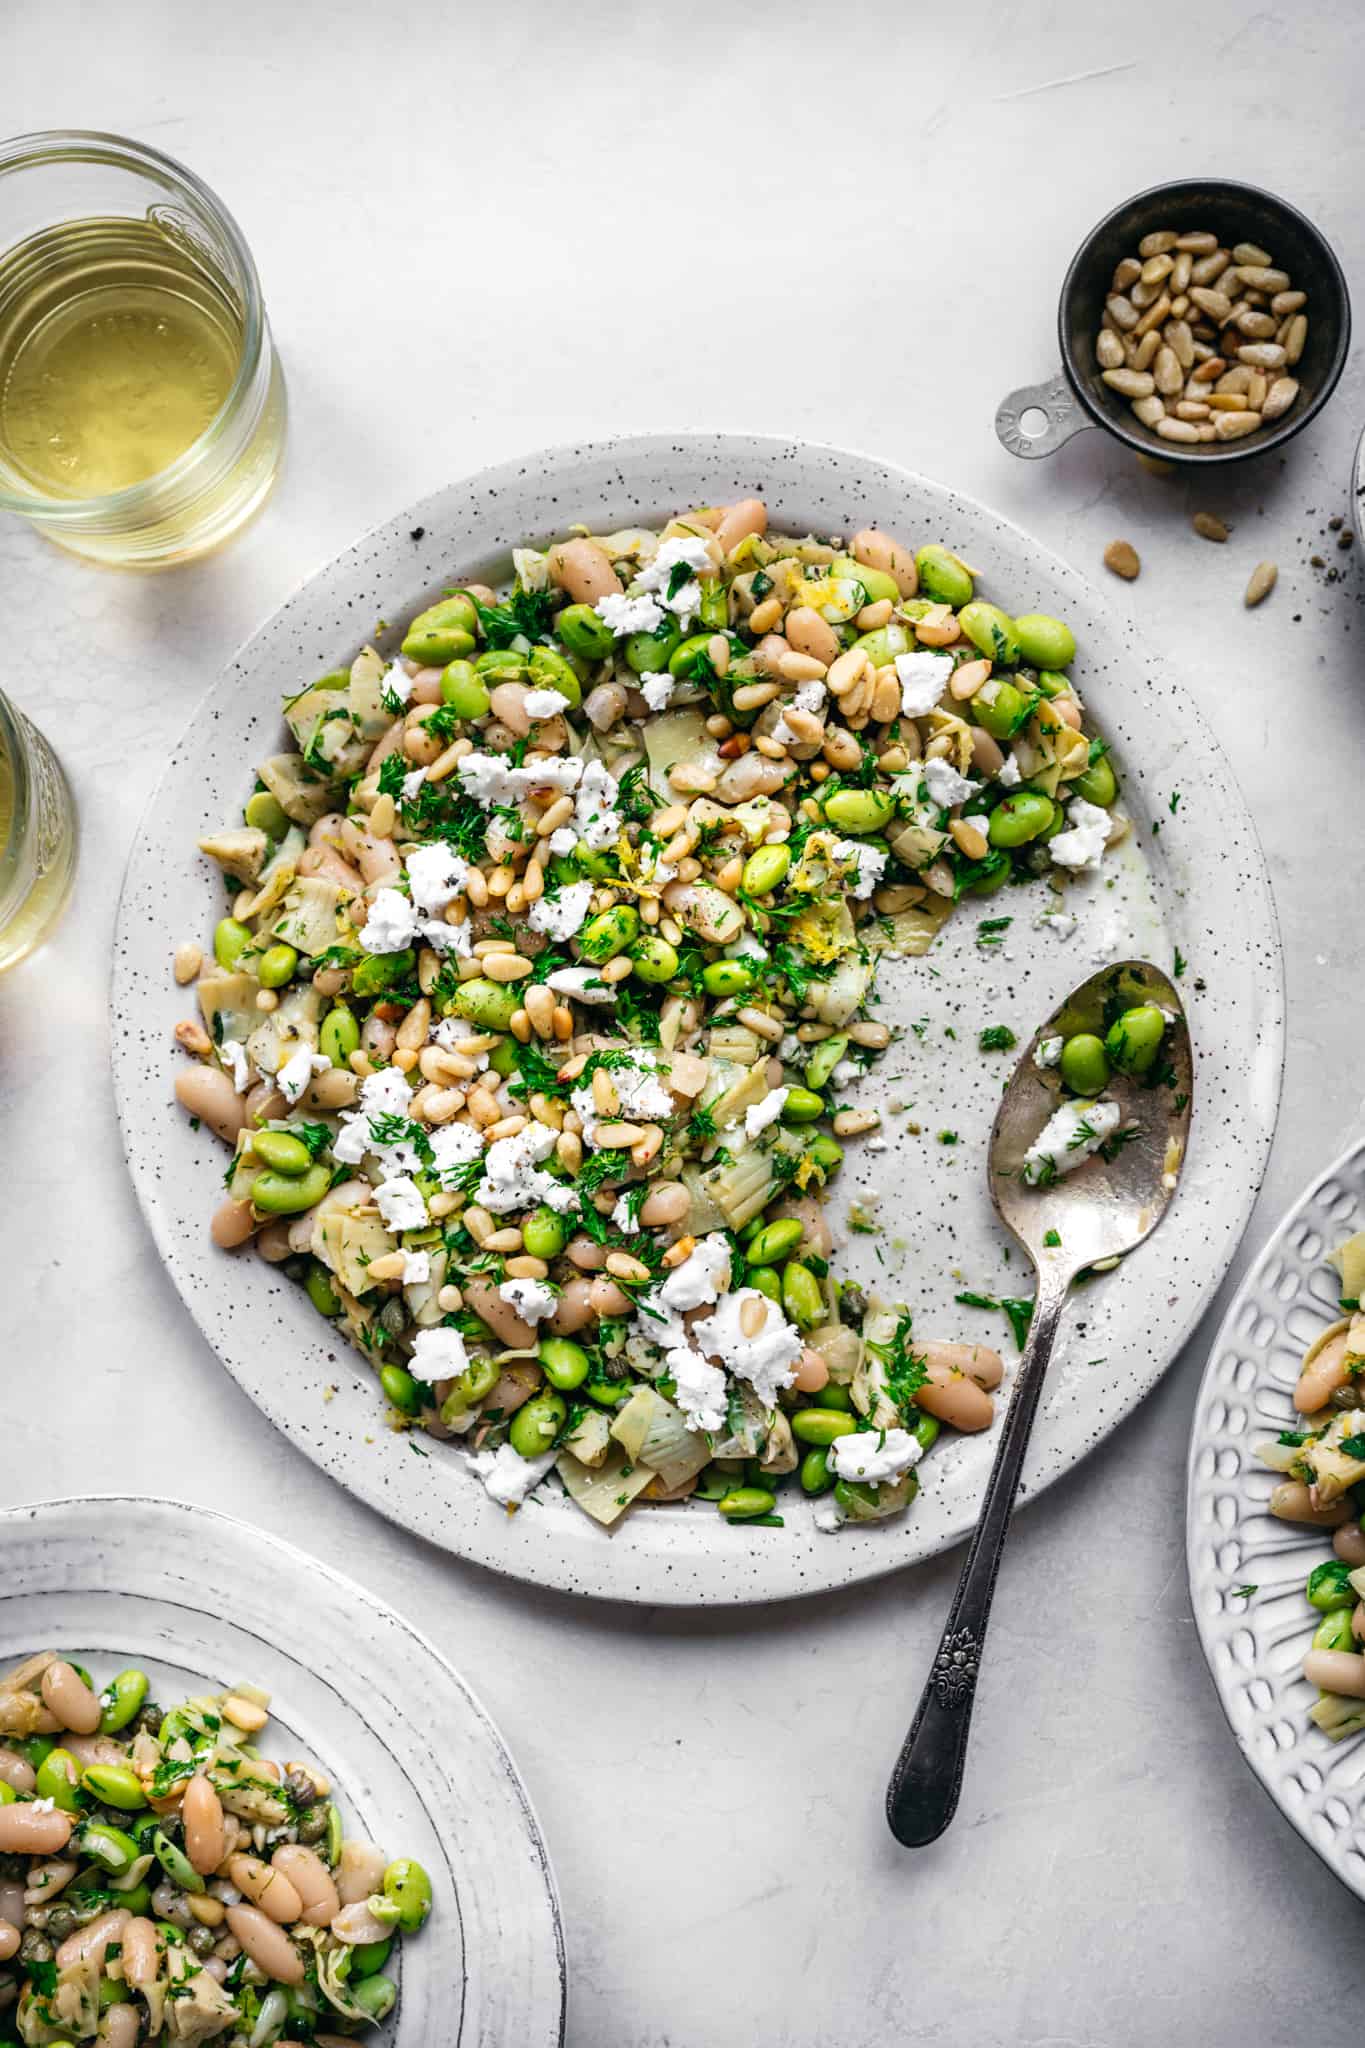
[2,2,1363,2042]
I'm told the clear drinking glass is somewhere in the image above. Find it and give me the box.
[0,687,76,971]
[0,130,286,567]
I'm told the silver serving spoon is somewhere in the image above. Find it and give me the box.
[885,958,1193,1847]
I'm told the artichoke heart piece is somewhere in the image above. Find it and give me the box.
[272,875,348,955]
[258,751,340,827]
[556,1444,656,1526]
[197,825,269,885]
[321,1210,399,1299]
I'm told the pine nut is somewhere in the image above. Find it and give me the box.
[662,1234,696,1269]
[669,763,718,793]
[776,651,827,682]
[505,1255,550,1280]
[485,1116,528,1143]
[483,953,533,983]
[826,648,869,697]
[782,707,825,743]
[747,596,782,634]
[1244,560,1278,607]
[484,1228,523,1253]
[740,1296,769,1339]
[176,1020,212,1054]
[593,1120,645,1146]
[1283,314,1307,366]
[1192,513,1229,542]
[552,1005,574,1040]
[832,1109,882,1137]
[949,818,988,860]
[1137,231,1177,258]
[1261,376,1300,422]
[523,984,556,1037]
[1237,342,1285,369]
[1129,329,1161,372]
[736,1007,784,1043]
[707,633,731,676]
[173,940,203,984]
[556,1129,582,1171]
[1213,410,1262,440]
[847,1020,891,1047]
[1103,540,1140,580]
[871,673,901,723]
[1096,329,1125,369]
[1155,418,1200,443]
[369,793,396,838]
[605,1251,651,1285]
[1131,395,1165,427]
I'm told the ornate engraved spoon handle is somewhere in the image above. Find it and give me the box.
[886,1265,1072,1846]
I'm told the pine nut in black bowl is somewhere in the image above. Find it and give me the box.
[996,178,1350,468]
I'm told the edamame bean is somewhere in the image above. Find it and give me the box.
[352,949,416,998]
[36,1749,81,1811]
[380,1365,424,1415]
[401,595,478,666]
[380,1857,433,1932]
[698,583,729,630]
[814,1383,854,1412]
[782,1262,823,1330]
[1035,669,1069,699]
[584,1376,634,1408]
[1105,1004,1167,1076]
[579,906,639,962]
[528,646,582,707]
[508,1392,567,1458]
[745,1218,804,1266]
[987,792,1055,847]
[913,1413,941,1452]
[1059,1033,1110,1096]
[475,648,527,679]
[252,1164,332,1216]
[256,943,298,990]
[780,1087,825,1124]
[741,845,790,896]
[538,1338,590,1391]
[351,1935,394,1980]
[630,936,678,984]
[834,560,899,605]
[98,1670,149,1737]
[305,1263,343,1317]
[253,1130,312,1176]
[453,977,521,1031]
[624,624,681,676]
[700,959,755,997]
[80,1764,147,1812]
[487,1037,517,1078]
[852,621,913,667]
[244,790,289,839]
[78,1820,141,1876]
[1307,1560,1355,1612]
[805,1134,844,1177]
[915,545,974,607]
[718,1487,776,1521]
[667,631,714,677]
[1074,753,1118,807]
[1314,1609,1356,1653]
[439,1356,500,1421]
[0,1782,13,1805]
[791,1410,860,1446]
[557,603,617,661]
[439,659,490,719]
[821,788,895,835]
[320,1005,360,1066]
[522,1208,568,1262]
[746,1265,782,1305]
[350,1977,398,2021]
[153,1828,206,1894]
[804,1035,849,1090]
[213,918,252,970]
[959,602,1021,666]
[971,681,1032,740]
[1013,613,1076,669]
[799,1447,834,1495]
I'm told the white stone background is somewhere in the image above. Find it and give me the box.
[2,1,1363,2041]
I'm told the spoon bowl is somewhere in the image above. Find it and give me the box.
[886,959,1193,1847]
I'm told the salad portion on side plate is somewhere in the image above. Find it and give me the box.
[172,495,1128,1539]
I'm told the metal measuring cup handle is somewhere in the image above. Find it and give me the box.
[994,373,1091,459]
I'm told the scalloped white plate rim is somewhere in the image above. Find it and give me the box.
[112,429,1285,1605]
[0,1493,566,2040]
[1186,1134,1365,1900]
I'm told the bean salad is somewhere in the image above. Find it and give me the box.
[0,1651,431,2042]
[174,497,1125,1535]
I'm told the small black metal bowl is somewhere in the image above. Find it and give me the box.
[997,177,1350,468]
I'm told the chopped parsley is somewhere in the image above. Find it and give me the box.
[955,1289,1035,1351]
[978,1025,1017,1052]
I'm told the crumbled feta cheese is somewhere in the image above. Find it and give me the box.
[1035,1035,1064,1068]
[521,687,569,720]
[500,1276,558,1325]
[528,880,594,941]
[961,813,990,838]
[548,827,578,856]
[220,1040,250,1093]
[401,766,428,801]
[572,1055,673,1149]
[431,1019,488,1062]
[411,1329,471,1386]
[792,679,827,715]
[649,1232,732,1316]
[426,1120,484,1185]
[468,1441,558,1506]
[276,1045,331,1105]
[610,1192,640,1235]
[830,838,888,900]
[895,650,955,717]
[457,751,583,808]
[361,1067,416,1118]
[545,966,615,1005]
[636,535,714,627]
[1036,906,1078,940]
[639,670,676,712]
[400,1249,431,1285]
[406,842,469,914]
[360,887,420,954]
[30,1797,56,1815]
[831,1060,859,1088]
[744,1088,789,1139]
[692,1289,802,1409]
[476,1123,577,1214]
[1089,918,1130,965]
[595,590,664,636]
[667,1345,729,1433]
[573,759,622,850]
[1022,1098,1122,1184]
[420,915,473,957]
[922,757,980,810]
[813,1496,846,1533]
[374,1176,428,1231]
[829,1427,923,1485]
[1048,798,1112,873]
[997,753,1022,788]
[384,662,413,706]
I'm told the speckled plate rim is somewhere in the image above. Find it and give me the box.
[0,1493,567,2040]
[112,430,1285,1606]
[1186,1136,1365,1902]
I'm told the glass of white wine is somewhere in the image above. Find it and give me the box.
[0,687,76,972]
[0,130,286,568]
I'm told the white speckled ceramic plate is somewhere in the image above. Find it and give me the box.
[1187,1139,1365,1900]
[112,433,1284,1604]
[0,1496,565,2040]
